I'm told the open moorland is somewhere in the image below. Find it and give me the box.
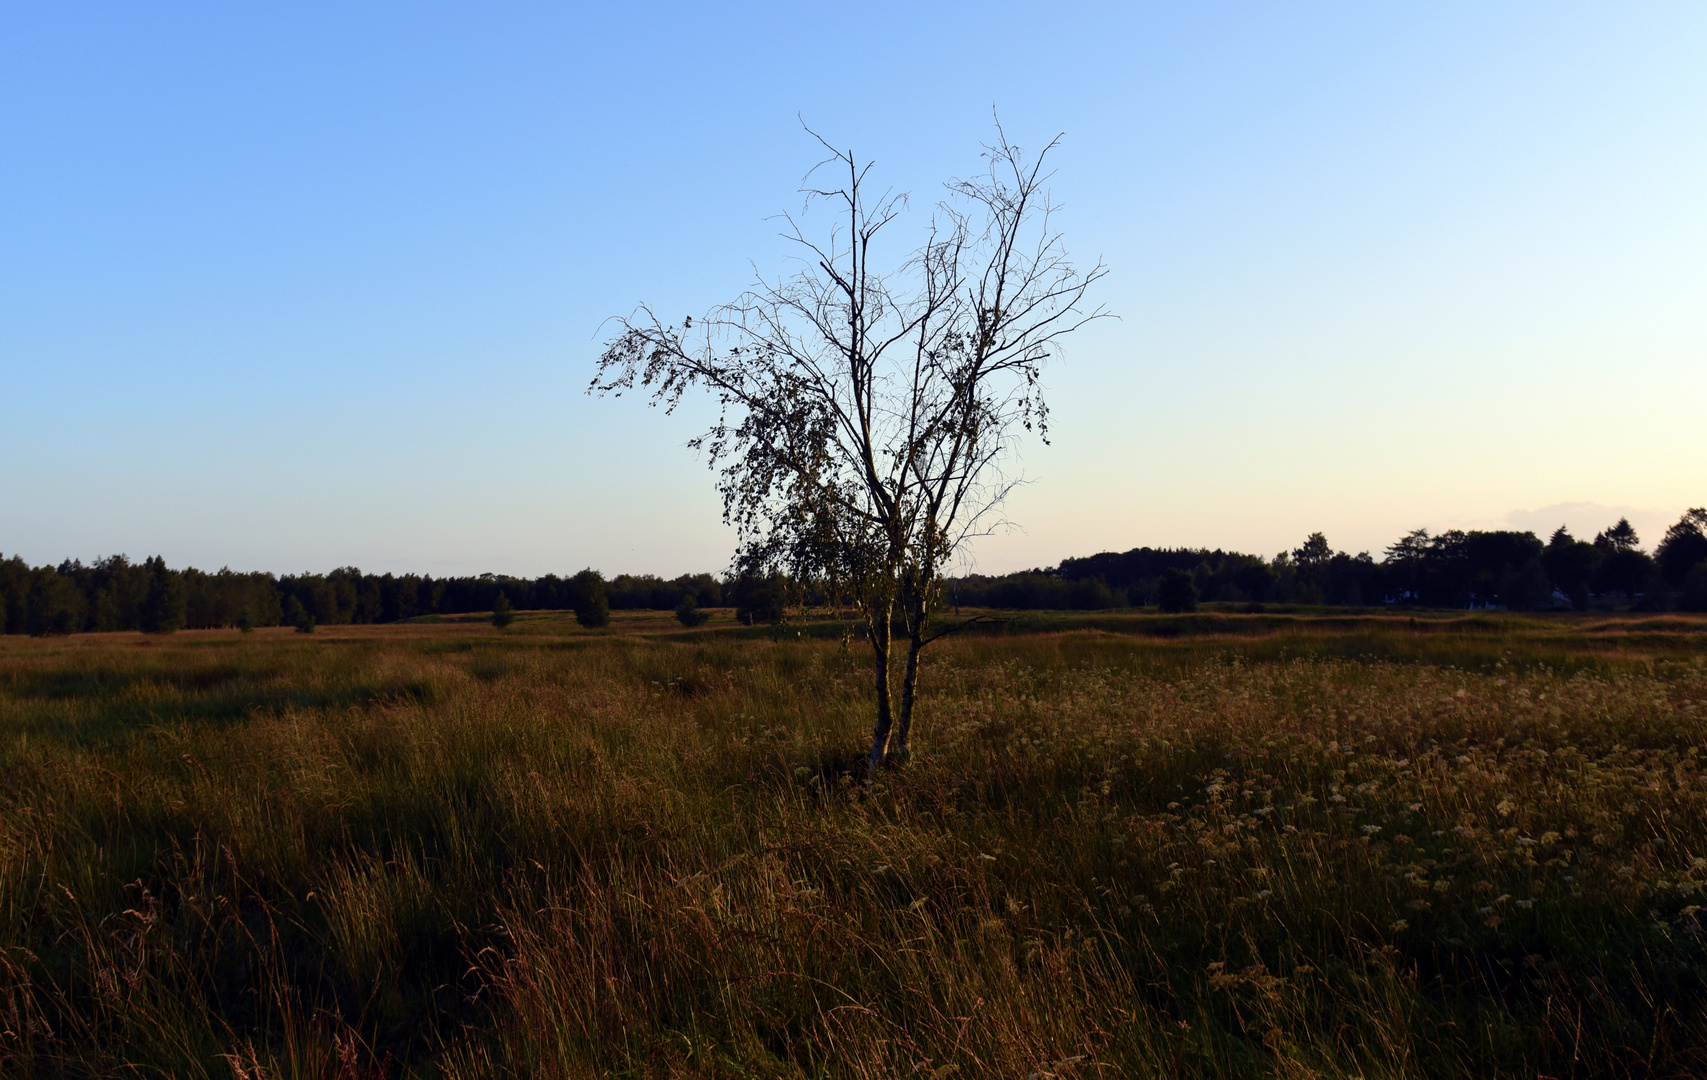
[3,610,1707,1078]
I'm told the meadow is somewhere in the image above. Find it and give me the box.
[2,609,1706,1078]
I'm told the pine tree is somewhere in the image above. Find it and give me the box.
[491,592,515,628]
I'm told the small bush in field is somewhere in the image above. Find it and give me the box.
[283,595,313,633]
[675,594,709,627]
[732,571,789,625]
[1156,566,1199,613]
[285,596,315,633]
[571,568,609,628]
[491,593,515,628]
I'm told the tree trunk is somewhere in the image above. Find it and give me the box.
[866,612,894,772]
[891,629,923,764]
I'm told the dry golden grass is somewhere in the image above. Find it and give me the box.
[2,610,1705,1077]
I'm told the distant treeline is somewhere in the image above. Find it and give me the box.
[4,511,1705,635]
[952,511,1707,613]
[0,557,725,635]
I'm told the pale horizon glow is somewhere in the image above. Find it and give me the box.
[3,3,1703,578]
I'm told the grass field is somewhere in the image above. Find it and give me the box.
[3,609,1706,1078]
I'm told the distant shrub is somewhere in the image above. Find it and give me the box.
[1068,578,1117,610]
[675,594,709,628]
[1593,547,1655,599]
[491,593,515,629]
[1632,590,1672,612]
[1155,567,1199,614]
[283,595,315,634]
[571,569,610,629]
[1680,562,1707,613]
[1500,558,1554,611]
[733,572,789,625]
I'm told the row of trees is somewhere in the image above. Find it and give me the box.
[6,510,1704,635]
[0,556,281,636]
[5,510,1702,636]
[954,510,1707,613]
[0,557,725,636]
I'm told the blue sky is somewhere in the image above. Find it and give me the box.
[3,2,1703,576]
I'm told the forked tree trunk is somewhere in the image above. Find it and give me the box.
[866,614,895,772]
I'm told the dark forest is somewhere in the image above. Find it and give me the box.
[4,510,1704,634]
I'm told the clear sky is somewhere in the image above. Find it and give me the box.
[4,2,1703,577]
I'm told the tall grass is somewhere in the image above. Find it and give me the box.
[1,613,1705,1077]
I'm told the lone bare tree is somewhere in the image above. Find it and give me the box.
[593,123,1107,770]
